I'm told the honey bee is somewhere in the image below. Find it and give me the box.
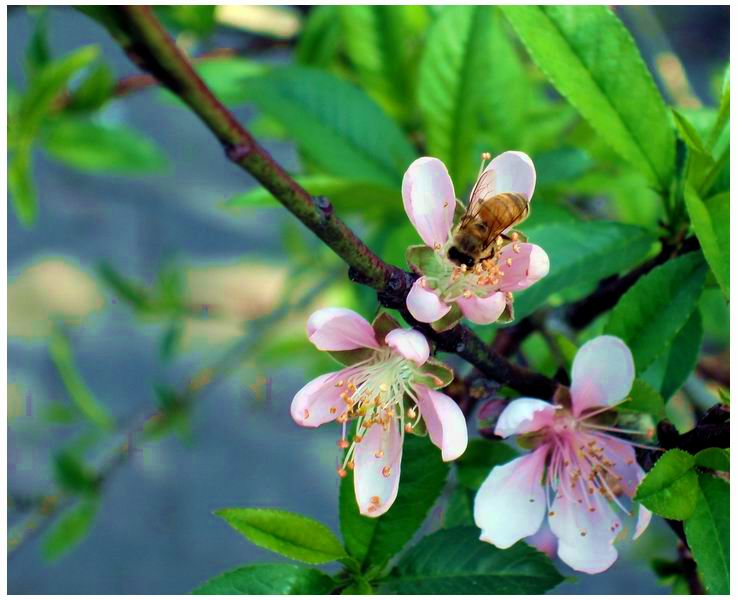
[447,165,530,268]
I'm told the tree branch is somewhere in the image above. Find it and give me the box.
[93,6,560,401]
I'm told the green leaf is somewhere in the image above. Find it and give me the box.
[223,175,400,218]
[49,329,114,430]
[706,66,729,151]
[443,486,475,528]
[684,474,729,594]
[634,449,698,520]
[672,108,710,156]
[16,45,99,139]
[42,498,98,561]
[502,6,674,191]
[684,185,729,297]
[215,508,346,564]
[619,378,665,419]
[455,439,518,490]
[26,9,51,77]
[659,308,703,399]
[339,6,417,120]
[53,451,99,495]
[41,118,168,174]
[605,252,708,371]
[513,221,657,321]
[65,63,115,113]
[340,435,449,570]
[694,448,730,472]
[418,6,493,189]
[379,527,564,594]
[193,564,335,595]
[296,6,343,68]
[8,143,37,227]
[242,67,416,186]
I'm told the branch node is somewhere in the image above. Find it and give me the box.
[312,195,333,219]
[225,143,253,163]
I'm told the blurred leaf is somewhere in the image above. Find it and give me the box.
[619,378,665,419]
[694,448,729,472]
[341,578,373,595]
[42,498,98,561]
[455,439,518,490]
[296,6,343,68]
[53,451,99,495]
[534,147,594,189]
[197,58,265,106]
[684,186,729,298]
[224,175,400,218]
[684,474,729,594]
[16,45,99,139]
[215,508,346,564]
[659,308,703,400]
[706,66,729,151]
[502,6,674,192]
[634,449,698,520]
[243,67,416,186]
[97,263,151,312]
[193,564,335,595]
[514,221,657,321]
[340,435,449,570]
[339,6,418,121]
[40,401,80,424]
[41,118,168,174]
[418,6,493,190]
[26,9,51,77]
[64,63,115,113]
[49,329,114,430]
[605,252,707,372]
[8,143,37,227]
[154,6,216,37]
[160,319,184,360]
[379,527,564,594]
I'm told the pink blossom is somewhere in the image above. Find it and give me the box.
[292,307,467,517]
[402,153,549,329]
[473,336,653,574]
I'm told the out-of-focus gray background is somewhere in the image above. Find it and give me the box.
[7,6,729,594]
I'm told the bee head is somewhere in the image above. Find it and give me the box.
[447,246,476,268]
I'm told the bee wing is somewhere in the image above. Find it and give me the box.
[485,193,530,242]
[460,169,497,227]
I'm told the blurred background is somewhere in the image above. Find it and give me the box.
[7,5,729,594]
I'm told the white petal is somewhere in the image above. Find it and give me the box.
[406,278,452,323]
[570,336,635,416]
[307,307,380,351]
[474,446,547,549]
[415,385,468,461]
[402,157,456,248]
[290,371,347,428]
[482,151,536,201]
[385,328,430,366]
[494,398,556,438]
[353,422,402,517]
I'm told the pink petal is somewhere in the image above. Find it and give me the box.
[307,307,380,351]
[548,489,620,574]
[402,157,456,248]
[497,244,550,292]
[385,328,430,366]
[526,523,558,559]
[415,384,468,461]
[290,370,349,428]
[406,278,452,323]
[353,421,402,517]
[456,291,506,325]
[494,397,556,438]
[482,151,536,201]
[570,336,635,417]
[474,446,548,549]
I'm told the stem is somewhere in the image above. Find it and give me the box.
[92,6,561,401]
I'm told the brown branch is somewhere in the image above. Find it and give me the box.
[86,6,561,401]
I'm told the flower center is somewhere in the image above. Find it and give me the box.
[332,350,422,478]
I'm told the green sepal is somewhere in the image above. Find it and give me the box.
[371,311,402,343]
[497,299,514,324]
[408,416,428,437]
[405,244,447,278]
[414,358,455,390]
[328,348,375,367]
[431,303,462,332]
[453,198,466,222]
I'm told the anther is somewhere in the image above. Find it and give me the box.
[407,408,417,419]
[511,232,519,241]
[370,496,380,506]
[580,530,587,537]
[513,243,520,253]
[434,242,441,250]
[405,424,413,433]
[463,290,472,298]
[337,468,347,478]
[338,439,349,449]
[379,383,389,392]
[304,409,310,420]
[354,434,363,443]
[548,511,555,516]
[330,407,337,414]
[481,152,491,161]
[382,466,391,478]
[506,258,513,267]
[460,264,467,273]
[374,450,384,459]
